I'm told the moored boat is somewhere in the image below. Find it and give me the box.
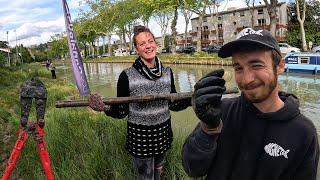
[284,52,320,74]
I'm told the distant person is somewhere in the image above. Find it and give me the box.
[46,60,50,70]
[182,28,319,179]
[49,61,56,79]
[88,25,191,180]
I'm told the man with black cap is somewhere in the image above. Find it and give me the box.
[182,28,319,180]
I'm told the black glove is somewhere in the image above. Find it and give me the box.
[192,69,226,128]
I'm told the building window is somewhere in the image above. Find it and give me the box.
[234,32,237,35]
[196,27,199,30]
[203,17,207,22]
[203,26,208,30]
[233,12,236,16]
[300,57,309,64]
[218,24,223,28]
[218,33,223,40]
[258,9,263,15]
[240,11,245,17]
[201,35,209,40]
[233,22,236,25]
[218,16,222,20]
[258,19,266,26]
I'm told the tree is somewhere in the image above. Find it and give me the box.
[0,41,9,48]
[47,33,68,60]
[153,9,173,50]
[188,0,213,52]
[19,45,34,63]
[137,0,155,26]
[181,0,193,48]
[295,0,307,51]
[0,52,6,67]
[245,0,257,28]
[286,0,320,48]
[263,0,278,37]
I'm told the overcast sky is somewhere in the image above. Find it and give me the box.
[0,0,250,47]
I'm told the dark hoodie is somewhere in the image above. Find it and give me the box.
[182,92,319,180]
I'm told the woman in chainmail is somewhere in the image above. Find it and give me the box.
[88,25,191,180]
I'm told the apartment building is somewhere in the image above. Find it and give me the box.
[184,2,288,48]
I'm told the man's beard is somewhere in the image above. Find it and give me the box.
[243,74,278,103]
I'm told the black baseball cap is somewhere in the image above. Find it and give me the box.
[218,28,281,58]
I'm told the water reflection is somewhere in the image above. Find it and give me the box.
[60,62,320,127]
[82,63,238,94]
[278,74,320,129]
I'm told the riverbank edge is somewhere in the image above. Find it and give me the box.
[83,54,233,66]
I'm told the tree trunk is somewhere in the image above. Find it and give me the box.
[263,0,278,37]
[197,15,203,52]
[91,42,95,57]
[96,38,100,56]
[108,34,112,56]
[88,43,91,56]
[122,32,127,50]
[299,21,307,51]
[269,11,277,36]
[171,6,178,54]
[84,43,87,58]
[296,0,307,51]
[184,21,189,48]
[102,36,106,54]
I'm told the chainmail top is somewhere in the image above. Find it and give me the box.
[124,64,173,158]
[124,66,171,125]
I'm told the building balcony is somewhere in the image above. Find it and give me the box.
[211,29,217,34]
[236,27,245,32]
[276,24,287,29]
[177,39,192,44]
[254,25,270,30]
[276,36,285,42]
[202,30,210,35]
[212,39,224,45]
[190,31,198,36]
[201,39,211,44]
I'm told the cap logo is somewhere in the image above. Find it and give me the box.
[237,28,263,39]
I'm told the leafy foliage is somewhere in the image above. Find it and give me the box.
[286,0,320,48]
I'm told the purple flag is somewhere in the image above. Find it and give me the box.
[62,0,90,96]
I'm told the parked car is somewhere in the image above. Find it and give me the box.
[129,50,137,55]
[176,46,184,53]
[161,47,172,53]
[311,45,320,53]
[278,43,300,54]
[206,45,222,54]
[201,47,208,52]
[183,46,196,54]
[101,53,109,57]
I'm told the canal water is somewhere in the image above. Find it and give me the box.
[64,62,320,127]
